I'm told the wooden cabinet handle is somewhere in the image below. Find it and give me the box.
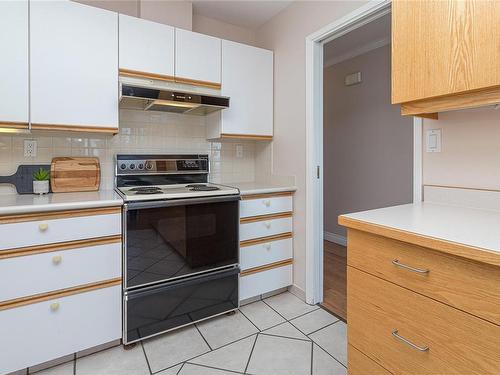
[38,222,49,232]
[392,259,429,274]
[392,330,429,352]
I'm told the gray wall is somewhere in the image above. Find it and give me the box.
[323,44,413,238]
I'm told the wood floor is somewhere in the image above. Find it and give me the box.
[322,240,347,321]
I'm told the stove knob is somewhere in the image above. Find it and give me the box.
[137,163,144,170]
[129,163,135,170]
[145,162,153,170]
[120,163,127,170]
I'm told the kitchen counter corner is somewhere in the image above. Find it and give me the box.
[223,182,297,196]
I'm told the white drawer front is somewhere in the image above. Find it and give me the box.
[0,285,121,374]
[0,213,121,251]
[240,196,292,218]
[241,238,292,271]
[0,242,121,302]
[240,217,292,242]
[240,265,292,300]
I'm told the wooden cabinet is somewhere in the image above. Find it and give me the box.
[119,14,175,80]
[175,28,221,87]
[392,0,500,117]
[239,192,294,301]
[0,0,29,129]
[30,0,119,133]
[212,40,273,140]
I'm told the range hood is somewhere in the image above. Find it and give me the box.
[119,77,229,116]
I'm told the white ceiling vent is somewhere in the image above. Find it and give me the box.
[345,72,362,86]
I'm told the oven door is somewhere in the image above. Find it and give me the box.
[124,195,239,289]
[124,267,239,344]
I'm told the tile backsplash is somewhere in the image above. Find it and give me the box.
[0,109,256,195]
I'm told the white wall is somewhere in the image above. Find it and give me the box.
[255,0,367,291]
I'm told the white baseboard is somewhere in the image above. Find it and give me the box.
[287,284,306,302]
[324,231,347,246]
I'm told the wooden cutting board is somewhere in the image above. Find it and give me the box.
[50,157,100,193]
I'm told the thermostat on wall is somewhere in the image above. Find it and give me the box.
[344,72,362,86]
[426,129,442,153]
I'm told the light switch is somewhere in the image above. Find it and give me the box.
[426,129,441,153]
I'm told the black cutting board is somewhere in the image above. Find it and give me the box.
[0,164,52,194]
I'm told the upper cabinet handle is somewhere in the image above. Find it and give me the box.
[392,259,429,274]
[38,223,49,232]
[392,330,429,352]
[264,243,271,251]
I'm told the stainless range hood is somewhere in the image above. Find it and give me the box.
[119,77,229,116]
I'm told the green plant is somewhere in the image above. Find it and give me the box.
[33,168,50,181]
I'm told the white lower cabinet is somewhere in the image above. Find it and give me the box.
[240,216,292,242]
[0,285,121,375]
[240,265,292,301]
[240,238,292,270]
[240,195,292,218]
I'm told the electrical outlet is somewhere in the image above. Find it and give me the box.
[24,140,37,157]
[235,144,243,158]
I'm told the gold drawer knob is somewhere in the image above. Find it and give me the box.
[50,302,60,312]
[38,223,49,232]
[52,255,62,265]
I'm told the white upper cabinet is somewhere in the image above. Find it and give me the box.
[217,40,273,138]
[175,29,221,85]
[119,14,174,78]
[0,1,29,125]
[30,0,118,131]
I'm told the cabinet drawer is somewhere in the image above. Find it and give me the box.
[240,216,292,242]
[0,210,121,251]
[0,240,121,302]
[348,267,500,375]
[240,264,292,300]
[348,345,391,375]
[0,285,121,374]
[348,229,500,325]
[240,237,292,271]
[240,194,292,218]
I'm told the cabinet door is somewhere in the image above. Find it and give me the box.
[221,41,273,137]
[175,29,221,85]
[119,14,174,79]
[392,0,500,104]
[30,0,118,131]
[0,0,28,125]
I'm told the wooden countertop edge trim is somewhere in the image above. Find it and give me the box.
[240,212,292,224]
[0,206,121,224]
[240,259,293,276]
[339,216,500,267]
[0,278,122,311]
[0,235,122,260]
[240,232,293,247]
[241,191,294,200]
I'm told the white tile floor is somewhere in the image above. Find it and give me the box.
[33,292,347,375]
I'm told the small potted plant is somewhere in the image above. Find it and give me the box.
[33,168,50,195]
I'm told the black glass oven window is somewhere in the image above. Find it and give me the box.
[126,200,238,288]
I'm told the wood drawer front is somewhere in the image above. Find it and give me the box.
[0,242,121,302]
[0,285,121,374]
[240,195,292,218]
[240,264,292,300]
[348,345,391,375]
[240,217,292,242]
[348,267,500,375]
[348,229,500,325]
[241,238,292,271]
[0,213,121,251]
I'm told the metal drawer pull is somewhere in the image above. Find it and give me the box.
[392,259,429,274]
[392,330,429,352]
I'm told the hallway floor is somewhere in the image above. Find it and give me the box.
[322,241,347,321]
[33,292,347,375]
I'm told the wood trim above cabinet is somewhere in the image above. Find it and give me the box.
[240,258,293,276]
[220,133,273,141]
[31,123,118,135]
[0,235,122,260]
[401,85,500,117]
[0,278,122,311]
[240,232,293,247]
[0,206,121,224]
[241,191,294,200]
[174,76,221,90]
[0,122,29,130]
[339,216,500,267]
[119,68,175,83]
[240,212,292,224]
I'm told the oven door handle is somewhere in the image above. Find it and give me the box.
[124,194,241,210]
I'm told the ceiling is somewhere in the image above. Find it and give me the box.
[192,1,293,29]
[324,13,391,66]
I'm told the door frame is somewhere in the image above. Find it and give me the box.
[304,0,422,304]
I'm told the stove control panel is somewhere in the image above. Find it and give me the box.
[116,155,209,175]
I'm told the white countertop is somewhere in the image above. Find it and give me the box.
[223,182,297,196]
[0,190,123,215]
[341,202,500,254]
